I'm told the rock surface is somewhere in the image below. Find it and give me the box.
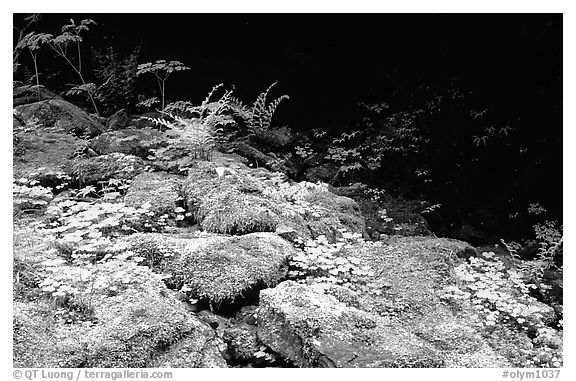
[13,131,86,183]
[257,281,445,367]
[12,231,227,368]
[121,232,296,306]
[89,128,164,158]
[72,153,147,185]
[124,172,184,214]
[14,99,104,137]
[183,161,366,241]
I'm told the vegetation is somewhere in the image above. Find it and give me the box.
[136,60,190,112]
[12,14,561,369]
[92,44,142,115]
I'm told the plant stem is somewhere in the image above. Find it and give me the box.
[76,39,82,74]
[49,43,100,116]
[161,79,166,112]
[30,50,40,101]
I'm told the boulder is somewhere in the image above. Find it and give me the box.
[124,172,184,214]
[152,334,228,368]
[14,99,104,137]
[13,84,63,107]
[72,153,147,185]
[183,161,366,241]
[121,232,296,307]
[89,128,165,158]
[304,236,558,367]
[13,131,86,185]
[106,109,129,130]
[331,185,433,239]
[13,257,227,368]
[257,281,445,367]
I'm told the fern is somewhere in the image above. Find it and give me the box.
[145,112,219,161]
[229,81,289,132]
[145,85,236,162]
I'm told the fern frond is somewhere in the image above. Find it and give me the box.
[266,95,289,119]
[252,81,278,118]
[201,83,224,108]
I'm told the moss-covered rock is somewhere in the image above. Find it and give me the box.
[13,132,86,184]
[121,232,296,306]
[331,183,433,239]
[13,84,63,107]
[124,172,184,215]
[89,128,165,158]
[257,281,445,367]
[106,109,130,130]
[152,333,228,368]
[13,257,226,368]
[222,323,261,362]
[183,160,366,240]
[14,99,104,137]
[286,236,559,367]
[72,153,146,185]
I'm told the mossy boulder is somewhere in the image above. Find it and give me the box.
[183,162,279,235]
[152,334,227,368]
[287,236,559,367]
[106,109,129,130]
[332,183,433,239]
[13,132,86,184]
[183,161,366,241]
[13,248,226,368]
[13,84,63,107]
[89,128,164,158]
[124,172,184,215]
[257,281,445,367]
[121,232,296,307]
[72,153,146,185]
[222,323,261,362]
[14,99,104,137]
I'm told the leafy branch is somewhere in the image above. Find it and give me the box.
[15,32,51,100]
[13,13,41,74]
[45,19,100,116]
[136,60,190,112]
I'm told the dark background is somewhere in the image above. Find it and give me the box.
[13,14,563,240]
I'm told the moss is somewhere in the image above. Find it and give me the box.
[222,323,261,361]
[124,172,184,215]
[257,281,444,368]
[124,232,295,305]
[198,191,279,235]
[14,99,104,137]
[13,132,87,181]
[13,250,226,368]
[183,159,367,240]
[89,128,164,158]
[72,153,145,185]
[13,302,55,367]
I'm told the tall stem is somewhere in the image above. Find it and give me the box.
[154,72,163,112]
[49,43,100,116]
[30,50,40,101]
[161,79,166,112]
[76,40,82,74]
